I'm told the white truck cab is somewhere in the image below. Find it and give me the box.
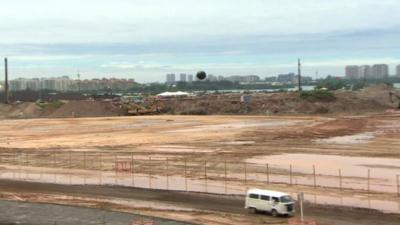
[245,189,295,217]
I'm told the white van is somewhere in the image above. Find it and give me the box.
[245,189,295,217]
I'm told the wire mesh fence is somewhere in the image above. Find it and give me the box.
[0,150,399,197]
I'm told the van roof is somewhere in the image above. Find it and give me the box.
[247,189,289,197]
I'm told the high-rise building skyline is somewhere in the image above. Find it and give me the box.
[166,74,176,84]
[180,73,187,82]
[358,65,372,79]
[371,64,389,79]
[396,65,400,77]
[187,74,193,83]
[346,64,391,79]
[345,65,360,79]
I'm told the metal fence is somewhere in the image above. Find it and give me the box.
[0,151,399,197]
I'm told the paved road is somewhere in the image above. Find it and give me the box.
[0,200,191,225]
[0,179,399,225]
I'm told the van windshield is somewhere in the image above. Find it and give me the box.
[280,195,293,203]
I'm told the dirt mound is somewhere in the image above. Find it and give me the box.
[0,102,44,119]
[154,84,397,115]
[49,100,126,118]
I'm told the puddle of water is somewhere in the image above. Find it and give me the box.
[221,141,255,145]
[246,154,400,193]
[145,145,214,153]
[315,132,379,145]
[169,120,304,133]
[246,154,400,179]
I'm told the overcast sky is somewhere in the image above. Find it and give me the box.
[1,0,400,82]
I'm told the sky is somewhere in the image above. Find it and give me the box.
[1,0,400,82]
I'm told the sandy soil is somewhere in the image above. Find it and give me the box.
[1,113,400,224]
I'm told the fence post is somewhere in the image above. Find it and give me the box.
[83,152,87,169]
[184,159,188,192]
[339,169,342,191]
[166,158,169,190]
[69,151,72,169]
[367,169,370,194]
[204,160,208,193]
[266,163,270,184]
[396,175,399,197]
[313,165,316,188]
[114,154,117,184]
[244,162,247,185]
[99,152,102,170]
[224,160,227,194]
[289,164,293,186]
[53,151,56,167]
[149,156,152,189]
[131,153,134,187]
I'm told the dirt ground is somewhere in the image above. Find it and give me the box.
[0,180,399,225]
[0,113,400,224]
[0,113,400,158]
[0,199,189,225]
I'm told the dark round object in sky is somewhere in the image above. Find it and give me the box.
[196,71,207,80]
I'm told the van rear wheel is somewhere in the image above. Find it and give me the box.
[271,209,278,217]
[248,207,257,214]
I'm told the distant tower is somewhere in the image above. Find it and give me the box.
[298,59,302,91]
[4,58,9,104]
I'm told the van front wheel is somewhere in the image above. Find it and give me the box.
[271,209,278,217]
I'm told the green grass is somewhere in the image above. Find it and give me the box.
[300,90,336,102]
[36,100,65,110]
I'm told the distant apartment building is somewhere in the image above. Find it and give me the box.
[277,73,296,83]
[243,75,260,83]
[10,78,40,91]
[207,74,218,82]
[187,74,193,82]
[300,76,313,83]
[10,76,72,92]
[225,75,260,83]
[180,73,187,82]
[166,74,176,84]
[78,78,135,91]
[345,64,390,80]
[345,65,360,79]
[371,64,389,79]
[265,76,277,83]
[396,65,400,77]
[358,65,372,79]
[10,77,135,92]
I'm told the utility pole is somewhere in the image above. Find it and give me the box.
[4,58,9,104]
[77,71,81,93]
[298,58,302,92]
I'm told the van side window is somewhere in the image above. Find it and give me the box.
[249,194,259,199]
[260,195,270,201]
[272,197,279,202]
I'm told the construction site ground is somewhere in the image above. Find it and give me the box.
[1,180,400,225]
[1,113,400,224]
